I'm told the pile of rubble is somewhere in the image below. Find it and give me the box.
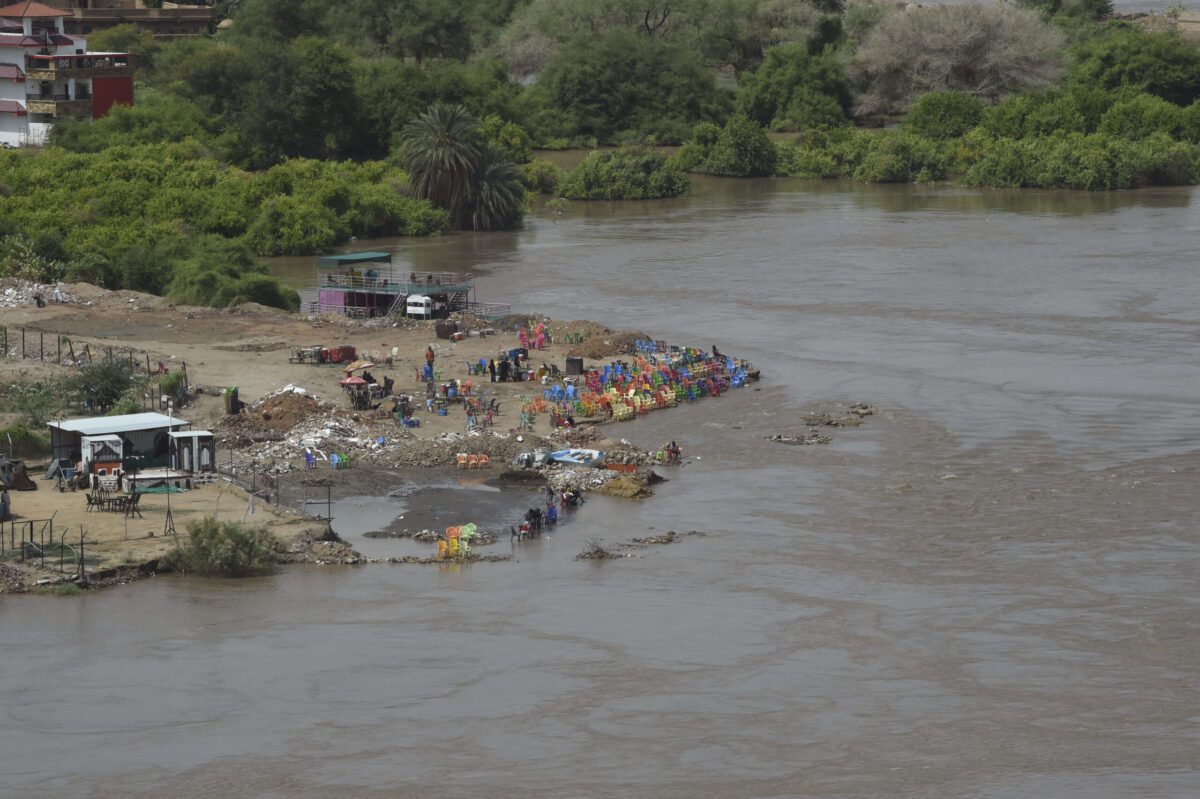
[803,403,874,428]
[0,563,29,594]
[0,279,75,308]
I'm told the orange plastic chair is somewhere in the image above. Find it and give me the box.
[468,454,480,469]
[446,526,461,541]
[456,453,468,469]
[478,454,490,468]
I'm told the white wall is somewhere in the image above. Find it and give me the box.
[0,114,24,147]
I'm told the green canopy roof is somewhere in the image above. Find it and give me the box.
[317,251,392,267]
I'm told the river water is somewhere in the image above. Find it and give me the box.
[3,178,1199,798]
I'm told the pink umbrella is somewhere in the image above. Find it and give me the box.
[339,376,367,386]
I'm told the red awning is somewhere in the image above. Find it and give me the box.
[0,63,23,80]
[0,99,26,114]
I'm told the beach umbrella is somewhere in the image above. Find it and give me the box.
[339,376,367,386]
[344,360,375,373]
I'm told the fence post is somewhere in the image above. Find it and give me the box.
[39,331,43,361]
[21,328,25,359]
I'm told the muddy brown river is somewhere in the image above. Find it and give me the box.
[3,178,1198,798]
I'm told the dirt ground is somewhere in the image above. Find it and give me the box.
[0,281,668,591]
[3,481,328,576]
[0,281,638,441]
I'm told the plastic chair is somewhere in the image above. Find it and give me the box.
[456,453,468,469]
[478,454,490,468]
[468,454,480,469]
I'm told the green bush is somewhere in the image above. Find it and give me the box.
[559,148,690,200]
[675,115,778,177]
[905,92,983,140]
[853,132,948,183]
[0,423,51,459]
[1098,94,1185,140]
[0,145,445,308]
[521,159,563,194]
[1069,27,1200,107]
[166,518,278,577]
[964,132,1199,189]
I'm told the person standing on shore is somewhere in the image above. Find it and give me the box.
[488,358,497,383]
[425,346,436,371]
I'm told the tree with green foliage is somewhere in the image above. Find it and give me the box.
[855,4,1064,114]
[462,144,526,230]
[399,103,525,230]
[78,357,140,414]
[1069,27,1200,107]
[559,147,690,200]
[50,88,217,153]
[401,102,483,217]
[904,92,984,140]
[737,43,850,130]
[84,23,161,72]
[675,115,778,176]
[521,29,730,144]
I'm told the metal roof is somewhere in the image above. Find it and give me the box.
[317,251,392,266]
[168,430,213,438]
[0,1,71,18]
[49,413,190,436]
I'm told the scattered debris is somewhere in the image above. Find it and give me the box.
[576,536,623,560]
[768,432,832,446]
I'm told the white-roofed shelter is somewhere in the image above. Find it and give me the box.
[168,430,216,473]
[48,412,190,472]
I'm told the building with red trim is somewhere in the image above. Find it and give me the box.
[0,1,133,146]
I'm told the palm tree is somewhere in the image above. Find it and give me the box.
[461,144,525,231]
[399,103,482,215]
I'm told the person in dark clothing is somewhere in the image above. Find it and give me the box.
[712,345,722,359]
[499,359,511,382]
[488,359,497,383]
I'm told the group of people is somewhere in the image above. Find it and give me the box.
[486,354,526,383]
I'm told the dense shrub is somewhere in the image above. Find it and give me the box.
[1069,27,1200,107]
[905,92,984,140]
[736,44,850,130]
[964,132,1198,189]
[0,145,445,308]
[1098,94,1186,140]
[852,132,948,183]
[675,115,778,177]
[520,30,731,145]
[0,423,51,459]
[559,148,690,200]
[521,159,563,194]
[167,518,278,577]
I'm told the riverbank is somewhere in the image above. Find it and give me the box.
[0,280,753,592]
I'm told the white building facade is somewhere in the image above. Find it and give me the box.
[0,1,132,147]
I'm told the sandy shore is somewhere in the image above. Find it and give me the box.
[0,281,735,592]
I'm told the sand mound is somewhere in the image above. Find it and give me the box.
[568,331,646,359]
[596,474,654,499]
[257,392,323,433]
